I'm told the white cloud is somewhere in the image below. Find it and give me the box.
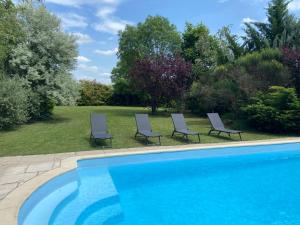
[46,0,119,7]
[94,19,131,34]
[289,0,300,11]
[97,7,116,18]
[94,47,118,56]
[242,17,257,24]
[76,56,90,63]
[74,64,112,84]
[72,32,94,44]
[58,13,87,29]
[93,2,133,34]
[77,64,99,73]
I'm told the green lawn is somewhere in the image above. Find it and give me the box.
[0,106,297,157]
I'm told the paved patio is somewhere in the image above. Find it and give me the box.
[1,138,300,225]
[0,153,75,201]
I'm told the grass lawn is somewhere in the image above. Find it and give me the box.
[0,106,297,157]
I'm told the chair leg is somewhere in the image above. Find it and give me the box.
[134,131,138,138]
[185,134,188,141]
[171,130,175,137]
[239,133,242,141]
[158,136,161,145]
[110,138,112,147]
[208,129,213,135]
[218,131,221,135]
[198,134,201,143]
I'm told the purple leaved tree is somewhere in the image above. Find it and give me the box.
[130,55,192,113]
[282,48,300,96]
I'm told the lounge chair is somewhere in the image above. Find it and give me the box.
[135,114,161,145]
[207,113,242,140]
[171,114,200,143]
[90,113,112,147]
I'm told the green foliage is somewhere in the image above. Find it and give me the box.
[243,0,300,50]
[229,48,289,96]
[186,48,289,114]
[116,16,182,79]
[182,23,223,78]
[242,86,300,132]
[110,77,148,106]
[77,80,112,106]
[0,78,29,129]
[217,26,244,61]
[185,71,243,114]
[7,1,78,118]
[0,0,23,72]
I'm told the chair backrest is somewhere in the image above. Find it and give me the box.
[90,113,107,134]
[207,113,225,129]
[171,114,188,131]
[135,114,152,132]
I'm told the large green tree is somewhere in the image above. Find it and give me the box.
[8,1,78,118]
[113,15,182,80]
[243,0,299,51]
[182,23,224,79]
[0,0,23,74]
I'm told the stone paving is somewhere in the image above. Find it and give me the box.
[0,153,76,201]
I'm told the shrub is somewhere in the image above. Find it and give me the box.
[186,49,290,114]
[109,77,148,106]
[27,88,54,120]
[77,80,113,106]
[0,78,29,129]
[242,86,300,132]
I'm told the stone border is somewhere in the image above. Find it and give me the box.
[1,137,300,225]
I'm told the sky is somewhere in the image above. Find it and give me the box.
[41,0,300,84]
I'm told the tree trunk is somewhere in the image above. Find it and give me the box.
[151,99,157,114]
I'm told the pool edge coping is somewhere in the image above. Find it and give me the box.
[2,137,300,225]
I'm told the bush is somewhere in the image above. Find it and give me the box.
[0,78,29,129]
[109,77,148,106]
[242,86,300,132]
[186,49,290,114]
[77,80,113,106]
[27,88,54,120]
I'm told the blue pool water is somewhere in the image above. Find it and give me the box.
[19,143,300,225]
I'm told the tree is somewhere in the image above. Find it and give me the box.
[77,80,112,106]
[217,26,244,61]
[182,23,223,79]
[185,48,290,114]
[243,0,299,50]
[115,16,182,80]
[182,23,221,64]
[242,23,269,52]
[282,48,300,96]
[8,1,78,118]
[0,0,23,74]
[130,55,192,113]
[242,86,300,132]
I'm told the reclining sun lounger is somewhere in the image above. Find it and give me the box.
[90,113,112,146]
[207,113,242,140]
[135,114,161,145]
[171,113,200,143]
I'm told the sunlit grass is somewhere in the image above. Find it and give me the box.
[0,106,297,157]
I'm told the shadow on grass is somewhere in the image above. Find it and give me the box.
[207,133,241,141]
[0,116,71,134]
[83,136,113,149]
[132,136,161,146]
[40,116,71,124]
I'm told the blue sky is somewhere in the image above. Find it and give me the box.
[42,0,300,84]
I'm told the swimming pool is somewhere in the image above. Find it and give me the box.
[19,142,300,225]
